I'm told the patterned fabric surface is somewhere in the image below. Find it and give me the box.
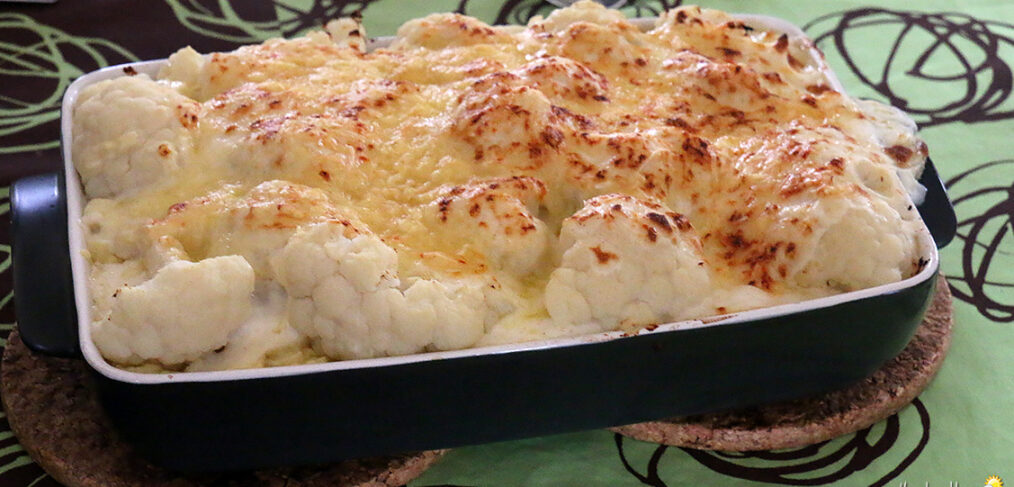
[0,0,1011,485]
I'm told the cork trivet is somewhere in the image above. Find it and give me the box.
[611,273,954,452]
[0,331,446,487]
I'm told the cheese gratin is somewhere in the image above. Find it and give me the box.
[73,2,929,372]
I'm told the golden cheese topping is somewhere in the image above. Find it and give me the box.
[73,2,928,371]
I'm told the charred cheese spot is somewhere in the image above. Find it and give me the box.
[590,245,618,263]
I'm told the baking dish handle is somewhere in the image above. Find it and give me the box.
[11,172,81,358]
[917,158,957,249]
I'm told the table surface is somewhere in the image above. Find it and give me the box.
[1,0,1012,485]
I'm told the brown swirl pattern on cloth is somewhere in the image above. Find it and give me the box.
[806,8,1014,127]
[164,0,379,43]
[0,13,135,178]
[946,159,1014,323]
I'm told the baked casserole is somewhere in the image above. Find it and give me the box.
[71,1,930,372]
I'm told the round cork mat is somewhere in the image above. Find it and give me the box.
[611,273,954,452]
[0,331,445,487]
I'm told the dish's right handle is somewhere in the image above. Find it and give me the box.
[11,172,81,357]
[917,158,957,249]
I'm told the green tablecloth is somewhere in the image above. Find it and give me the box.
[0,1,1011,485]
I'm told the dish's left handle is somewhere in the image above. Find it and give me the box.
[11,172,81,358]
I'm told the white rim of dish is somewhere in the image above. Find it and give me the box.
[61,14,936,385]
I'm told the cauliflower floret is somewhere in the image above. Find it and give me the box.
[452,71,559,171]
[147,181,337,277]
[158,46,207,100]
[532,0,628,33]
[206,181,337,277]
[545,194,711,331]
[324,17,367,53]
[273,220,491,360]
[426,177,551,275]
[87,260,148,324]
[657,50,775,115]
[846,99,928,204]
[563,131,675,200]
[186,282,313,372]
[515,56,610,104]
[81,198,149,263]
[530,2,647,74]
[91,256,255,366]
[199,79,409,188]
[699,123,922,292]
[72,75,199,199]
[394,13,512,50]
[785,194,921,291]
[715,122,918,208]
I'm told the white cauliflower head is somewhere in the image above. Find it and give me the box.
[545,194,711,331]
[158,46,208,100]
[702,123,924,293]
[185,282,312,372]
[147,180,336,277]
[205,181,337,277]
[81,198,150,263]
[426,177,551,276]
[324,17,367,53]
[532,0,628,33]
[785,194,922,291]
[72,75,199,199]
[452,71,558,171]
[656,50,774,114]
[844,98,928,204]
[272,219,492,360]
[561,130,680,202]
[530,2,646,74]
[515,56,610,104]
[394,13,511,50]
[91,255,255,366]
